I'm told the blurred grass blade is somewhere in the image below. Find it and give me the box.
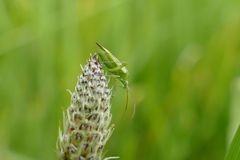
[225,126,240,160]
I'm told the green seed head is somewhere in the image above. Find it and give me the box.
[57,54,115,160]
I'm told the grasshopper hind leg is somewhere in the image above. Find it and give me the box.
[125,88,129,112]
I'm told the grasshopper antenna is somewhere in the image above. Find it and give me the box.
[96,42,110,53]
[96,42,105,51]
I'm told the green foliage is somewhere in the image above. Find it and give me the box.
[225,126,240,160]
[1,0,240,160]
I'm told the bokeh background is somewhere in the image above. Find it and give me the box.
[1,0,240,159]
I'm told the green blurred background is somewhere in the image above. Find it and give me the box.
[1,0,240,159]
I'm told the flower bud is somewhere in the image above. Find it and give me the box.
[57,54,115,160]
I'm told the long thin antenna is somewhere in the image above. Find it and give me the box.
[96,42,110,53]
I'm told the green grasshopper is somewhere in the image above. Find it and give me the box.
[96,42,129,111]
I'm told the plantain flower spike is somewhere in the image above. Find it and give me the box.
[57,54,119,160]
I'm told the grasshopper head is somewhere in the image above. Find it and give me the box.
[96,42,110,53]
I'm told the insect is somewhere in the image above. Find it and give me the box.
[96,42,129,111]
